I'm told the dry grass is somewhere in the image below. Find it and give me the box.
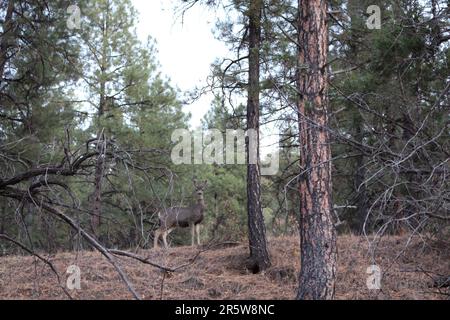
[0,235,448,300]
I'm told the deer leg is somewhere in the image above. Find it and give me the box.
[195,224,201,245]
[190,224,195,247]
[153,229,161,249]
[162,230,170,249]
[162,227,174,249]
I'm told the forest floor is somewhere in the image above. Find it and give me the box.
[0,235,448,300]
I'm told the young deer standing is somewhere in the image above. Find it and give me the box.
[153,180,208,249]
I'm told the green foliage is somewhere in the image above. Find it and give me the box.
[1,0,448,254]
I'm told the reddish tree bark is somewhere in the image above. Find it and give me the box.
[296,0,337,299]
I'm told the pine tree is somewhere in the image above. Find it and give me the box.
[246,0,271,272]
[296,0,337,300]
[76,0,180,236]
[0,0,82,249]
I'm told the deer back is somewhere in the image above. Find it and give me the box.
[159,204,205,229]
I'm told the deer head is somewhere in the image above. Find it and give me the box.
[193,179,208,202]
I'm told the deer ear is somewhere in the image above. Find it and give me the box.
[203,180,208,187]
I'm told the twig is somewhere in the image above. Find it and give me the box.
[109,249,175,272]
[0,233,73,300]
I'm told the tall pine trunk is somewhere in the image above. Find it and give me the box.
[296,0,336,299]
[354,116,367,233]
[347,0,368,234]
[91,84,106,235]
[246,0,270,273]
[90,5,110,236]
[91,133,104,235]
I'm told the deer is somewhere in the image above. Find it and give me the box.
[153,179,208,249]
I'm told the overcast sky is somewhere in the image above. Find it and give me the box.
[131,0,279,158]
[132,0,228,128]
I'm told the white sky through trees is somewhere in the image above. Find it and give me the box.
[132,0,279,158]
[132,0,228,129]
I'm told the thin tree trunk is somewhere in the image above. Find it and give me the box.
[0,204,5,236]
[296,0,336,299]
[90,4,110,236]
[91,64,107,235]
[347,0,367,234]
[354,115,367,233]
[91,134,104,235]
[246,0,270,273]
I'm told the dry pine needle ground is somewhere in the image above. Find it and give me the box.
[0,235,448,300]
